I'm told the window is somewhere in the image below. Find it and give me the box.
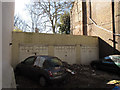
[102,56,114,64]
[110,56,120,62]
[104,56,110,60]
[34,56,46,67]
[49,57,63,67]
[110,55,120,67]
[24,56,35,65]
[43,57,63,68]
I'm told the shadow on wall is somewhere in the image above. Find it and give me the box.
[99,37,120,58]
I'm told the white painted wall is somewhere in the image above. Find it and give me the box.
[2,2,16,88]
[54,46,76,64]
[19,44,48,62]
[19,44,77,65]
[80,46,99,64]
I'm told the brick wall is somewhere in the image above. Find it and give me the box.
[70,0,83,35]
[70,0,120,54]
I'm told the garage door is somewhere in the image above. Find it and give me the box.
[54,46,76,64]
[80,46,99,65]
[19,44,48,61]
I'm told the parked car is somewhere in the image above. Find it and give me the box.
[90,55,120,74]
[14,55,68,86]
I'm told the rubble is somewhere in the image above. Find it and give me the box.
[63,61,92,74]
[92,73,96,76]
[66,68,75,75]
[15,62,120,88]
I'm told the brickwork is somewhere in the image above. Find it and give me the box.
[70,0,83,35]
[70,0,120,52]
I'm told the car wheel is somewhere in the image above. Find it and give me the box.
[39,76,47,87]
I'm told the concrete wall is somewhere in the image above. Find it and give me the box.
[12,32,99,67]
[70,0,120,56]
[2,2,16,88]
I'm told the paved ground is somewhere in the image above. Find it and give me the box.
[15,64,120,89]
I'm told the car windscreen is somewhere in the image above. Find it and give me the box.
[48,57,63,67]
[109,55,120,67]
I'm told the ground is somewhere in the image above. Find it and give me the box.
[15,64,120,89]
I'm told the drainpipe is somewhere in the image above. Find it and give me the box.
[88,0,116,51]
[112,0,116,50]
[82,0,87,35]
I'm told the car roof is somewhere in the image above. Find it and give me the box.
[109,55,120,57]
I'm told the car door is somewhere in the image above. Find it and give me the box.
[32,56,48,79]
[22,56,36,77]
[101,57,117,72]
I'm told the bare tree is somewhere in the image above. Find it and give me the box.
[38,0,72,33]
[25,1,47,33]
[14,15,31,32]
[25,0,73,33]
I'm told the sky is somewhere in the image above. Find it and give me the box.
[14,0,73,33]
[15,0,53,33]
[15,0,30,21]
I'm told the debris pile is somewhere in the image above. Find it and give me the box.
[63,61,93,75]
[15,61,120,88]
[66,68,75,75]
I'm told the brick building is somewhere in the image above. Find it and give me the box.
[70,0,120,56]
